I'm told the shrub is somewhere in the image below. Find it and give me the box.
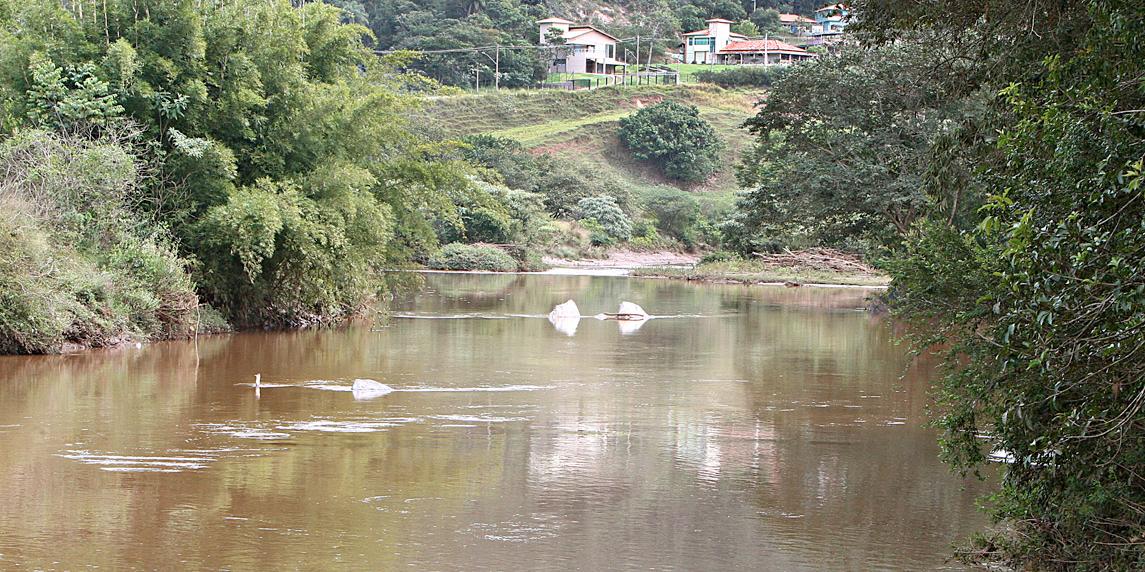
[532,156,631,217]
[0,131,200,353]
[699,250,740,264]
[427,243,519,272]
[693,65,789,88]
[618,101,723,182]
[461,135,540,190]
[576,195,632,242]
[643,188,701,242]
[193,170,394,327]
[459,135,631,219]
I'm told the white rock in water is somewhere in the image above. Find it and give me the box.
[351,379,393,400]
[617,301,648,318]
[549,315,580,337]
[549,300,581,319]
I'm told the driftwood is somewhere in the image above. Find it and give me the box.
[751,248,876,274]
[601,313,647,321]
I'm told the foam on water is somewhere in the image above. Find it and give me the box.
[276,419,414,433]
[57,450,215,472]
[196,423,292,440]
[392,313,512,320]
[429,414,528,423]
[397,384,553,393]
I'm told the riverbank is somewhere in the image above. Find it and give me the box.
[631,250,890,288]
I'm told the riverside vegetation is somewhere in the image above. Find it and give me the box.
[728,0,1143,568]
[0,0,537,353]
[1,0,1141,569]
[0,0,756,355]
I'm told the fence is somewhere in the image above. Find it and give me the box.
[538,72,680,91]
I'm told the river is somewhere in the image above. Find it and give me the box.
[0,273,990,570]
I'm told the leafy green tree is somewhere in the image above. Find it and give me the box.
[643,188,701,243]
[731,20,759,36]
[618,101,723,183]
[0,0,480,328]
[733,41,977,251]
[842,0,1145,568]
[577,195,632,243]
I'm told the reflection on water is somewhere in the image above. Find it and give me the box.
[0,274,988,570]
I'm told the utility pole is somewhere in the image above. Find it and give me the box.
[479,47,501,91]
[635,35,641,73]
[764,32,769,66]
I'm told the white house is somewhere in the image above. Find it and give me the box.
[682,19,747,65]
[539,17,626,75]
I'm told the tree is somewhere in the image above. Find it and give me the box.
[732,40,977,251]
[577,195,632,244]
[845,0,1145,567]
[618,101,723,183]
[731,20,759,36]
[0,0,480,328]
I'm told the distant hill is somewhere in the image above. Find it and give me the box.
[329,0,821,88]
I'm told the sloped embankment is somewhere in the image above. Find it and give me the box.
[421,85,762,194]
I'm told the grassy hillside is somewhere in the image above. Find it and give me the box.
[421,84,762,195]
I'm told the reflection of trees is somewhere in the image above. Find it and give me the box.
[420,273,522,304]
[0,275,988,569]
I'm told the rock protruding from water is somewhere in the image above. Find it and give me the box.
[548,300,581,337]
[617,301,648,318]
[351,379,394,400]
[549,300,581,319]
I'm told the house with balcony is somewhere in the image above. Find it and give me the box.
[539,17,626,75]
[682,19,747,65]
[778,13,817,36]
[811,4,849,40]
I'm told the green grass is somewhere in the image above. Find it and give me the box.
[422,84,762,195]
[487,108,633,146]
[632,260,891,287]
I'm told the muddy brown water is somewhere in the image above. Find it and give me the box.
[0,274,990,570]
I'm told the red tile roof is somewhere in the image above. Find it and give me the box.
[778,14,816,24]
[717,39,814,55]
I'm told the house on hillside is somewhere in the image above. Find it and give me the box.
[682,19,747,65]
[811,4,849,40]
[716,39,816,65]
[539,17,626,75]
[778,13,817,36]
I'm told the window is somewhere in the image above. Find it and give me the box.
[606,44,614,59]
[688,37,715,48]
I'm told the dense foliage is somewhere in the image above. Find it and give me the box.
[427,242,519,272]
[462,134,631,217]
[731,40,978,252]
[0,0,482,343]
[0,129,202,353]
[576,195,632,244]
[735,0,1145,567]
[691,65,788,88]
[618,101,723,183]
